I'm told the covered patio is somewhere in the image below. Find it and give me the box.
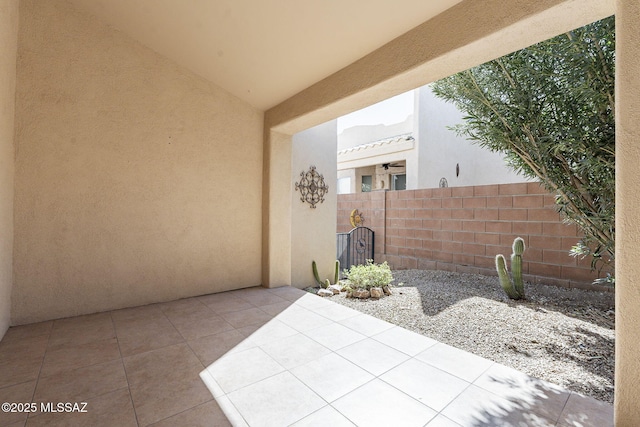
[1,0,639,425]
[0,286,612,426]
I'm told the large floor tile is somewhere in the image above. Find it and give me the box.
[558,392,614,427]
[259,300,295,316]
[310,302,361,322]
[234,319,298,349]
[380,358,470,411]
[371,326,438,356]
[114,315,184,357]
[291,353,374,403]
[338,314,395,337]
[188,329,247,366]
[303,323,366,351]
[110,304,166,324]
[0,381,36,426]
[1,322,52,343]
[425,415,463,427]
[123,343,212,426]
[48,313,115,348]
[291,405,356,427]
[292,293,335,311]
[0,354,44,389]
[157,297,209,316]
[473,363,570,422]
[148,400,232,427]
[440,384,556,427]
[33,359,127,405]
[233,288,289,307]
[206,346,285,393]
[336,338,410,376]
[26,387,137,427]
[40,337,121,378]
[164,307,235,341]
[0,334,48,388]
[0,333,49,363]
[272,306,333,332]
[332,379,437,427]
[415,342,493,382]
[219,307,272,329]
[198,293,255,314]
[266,286,307,302]
[227,372,325,427]
[260,333,332,369]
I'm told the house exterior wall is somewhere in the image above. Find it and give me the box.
[337,183,611,290]
[11,0,264,324]
[338,116,413,151]
[413,86,531,189]
[0,0,19,338]
[291,121,337,287]
[615,0,640,422]
[338,86,530,193]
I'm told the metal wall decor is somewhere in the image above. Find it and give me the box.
[349,209,365,228]
[439,177,448,188]
[295,165,329,208]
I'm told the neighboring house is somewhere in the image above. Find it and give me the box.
[337,85,531,194]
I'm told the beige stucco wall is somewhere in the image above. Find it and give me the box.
[291,121,337,287]
[615,0,640,423]
[11,0,263,324]
[0,0,19,338]
[413,85,531,189]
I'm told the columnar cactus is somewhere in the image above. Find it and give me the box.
[312,260,340,289]
[495,237,526,300]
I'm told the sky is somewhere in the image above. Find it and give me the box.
[337,90,414,134]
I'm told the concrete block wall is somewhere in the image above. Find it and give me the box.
[337,182,612,291]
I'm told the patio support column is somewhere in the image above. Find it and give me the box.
[615,0,640,424]
[262,129,292,288]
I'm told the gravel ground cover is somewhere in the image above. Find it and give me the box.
[329,269,615,403]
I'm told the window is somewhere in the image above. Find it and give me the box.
[361,175,372,192]
[392,174,406,191]
[337,177,351,194]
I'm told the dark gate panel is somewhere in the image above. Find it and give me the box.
[337,227,375,274]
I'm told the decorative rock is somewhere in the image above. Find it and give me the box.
[383,285,392,296]
[328,284,342,295]
[353,289,370,299]
[370,287,383,299]
[317,288,334,297]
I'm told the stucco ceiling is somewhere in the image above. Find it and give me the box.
[66,0,462,110]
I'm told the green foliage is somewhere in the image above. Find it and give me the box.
[432,17,615,274]
[495,237,526,300]
[343,260,393,290]
[312,260,341,289]
[312,260,324,287]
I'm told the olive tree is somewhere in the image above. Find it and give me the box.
[432,16,615,278]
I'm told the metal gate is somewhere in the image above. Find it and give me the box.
[336,227,375,274]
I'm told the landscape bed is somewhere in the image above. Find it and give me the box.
[326,269,615,403]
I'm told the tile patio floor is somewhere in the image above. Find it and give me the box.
[0,286,613,427]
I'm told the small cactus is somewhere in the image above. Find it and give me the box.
[312,260,341,289]
[496,237,526,300]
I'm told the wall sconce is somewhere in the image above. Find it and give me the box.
[295,166,329,208]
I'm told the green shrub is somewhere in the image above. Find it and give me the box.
[343,260,393,290]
